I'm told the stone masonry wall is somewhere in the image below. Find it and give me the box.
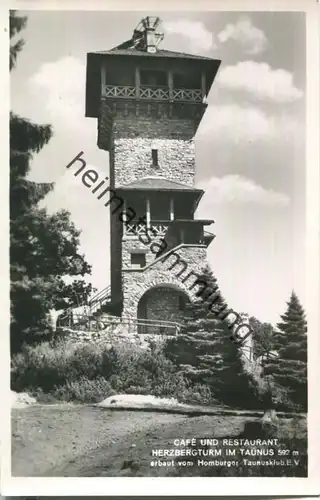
[98,100,201,153]
[113,137,195,187]
[58,324,169,350]
[122,245,208,319]
[141,287,187,324]
[112,114,196,140]
[109,114,197,188]
[122,236,168,268]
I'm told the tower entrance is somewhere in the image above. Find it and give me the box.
[137,285,189,335]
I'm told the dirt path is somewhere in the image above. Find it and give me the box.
[12,404,247,477]
[12,404,307,477]
[11,405,189,476]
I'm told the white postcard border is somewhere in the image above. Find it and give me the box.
[1,0,319,496]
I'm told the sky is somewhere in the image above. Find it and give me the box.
[10,10,306,325]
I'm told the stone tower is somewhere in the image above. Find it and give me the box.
[85,16,221,333]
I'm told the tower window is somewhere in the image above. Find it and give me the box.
[130,252,146,268]
[152,148,158,167]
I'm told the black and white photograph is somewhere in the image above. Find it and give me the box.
[2,0,320,496]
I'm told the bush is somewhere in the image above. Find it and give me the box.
[179,383,216,406]
[12,339,243,406]
[10,340,189,403]
[11,341,119,393]
[11,341,71,392]
[270,382,302,412]
[103,343,188,399]
[53,377,115,403]
[28,387,58,404]
[256,376,304,412]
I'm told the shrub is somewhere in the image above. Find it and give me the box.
[53,376,115,403]
[270,381,302,412]
[124,385,151,395]
[12,339,243,406]
[178,383,216,406]
[107,343,188,399]
[11,341,73,392]
[11,341,119,393]
[29,387,59,403]
[10,340,188,403]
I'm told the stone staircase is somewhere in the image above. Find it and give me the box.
[57,285,181,339]
[57,285,117,328]
[89,285,118,316]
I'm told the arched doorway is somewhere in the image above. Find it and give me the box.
[137,284,189,335]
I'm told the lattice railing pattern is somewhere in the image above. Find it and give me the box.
[126,223,148,236]
[126,222,169,236]
[104,85,203,102]
[151,223,169,236]
[140,87,169,100]
[173,88,202,101]
[104,86,136,98]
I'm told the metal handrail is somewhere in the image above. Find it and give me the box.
[89,285,111,306]
[62,313,180,329]
[63,314,178,325]
[120,315,181,328]
[57,311,182,335]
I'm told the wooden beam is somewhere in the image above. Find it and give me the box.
[101,61,107,97]
[168,70,174,101]
[122,199,127,235]
[146,197,151,228]
[201,71,206,100]
[135,66,140,99]
[170,197,174,221]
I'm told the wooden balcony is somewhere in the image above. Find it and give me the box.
[164,219,215,250]
[103,85,203,103]
[125,220,169,237]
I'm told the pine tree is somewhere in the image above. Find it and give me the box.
[10,11,27,71]
[264,291,307,411]
[10,12,54,216]
[166,266,258,408]
[10,12,92,352]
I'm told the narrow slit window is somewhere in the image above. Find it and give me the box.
[152,148,158,167]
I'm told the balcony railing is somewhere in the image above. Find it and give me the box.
[104,85,136,98]
[151,222,169,236]
[126,223,147,236]
[173,88,202,101]
[125,220,169,236]
[103,85,203,102]
[140,87,169,100]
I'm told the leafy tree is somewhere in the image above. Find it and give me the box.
[10,12,92,352]
[249,316,275,358]
[264,291,307,411]
[165,266,259,408]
